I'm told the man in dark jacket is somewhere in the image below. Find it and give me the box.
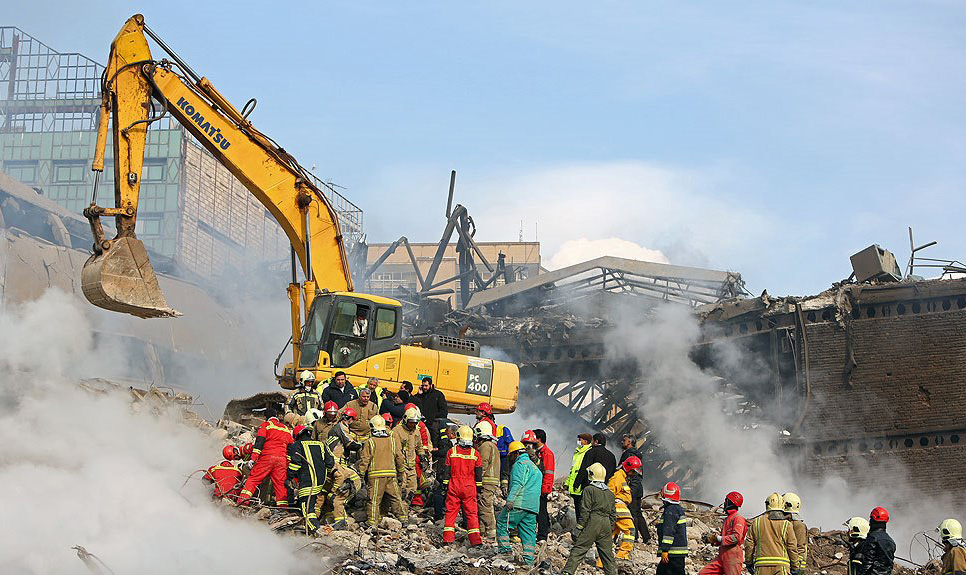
[321,372,358,408]
[414,376,448,445]
[574,433,617,492]
[856,507,895,575]
[619,433,650,543]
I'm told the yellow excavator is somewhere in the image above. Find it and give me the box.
[80,15,518,413]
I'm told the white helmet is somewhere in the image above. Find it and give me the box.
[369,414,387,432]
[474,420,495,440]
[299,370,317,387]
[403,407,420,424]
[939,519,963,541]
[845,517,870,539]
[304,409,324,426]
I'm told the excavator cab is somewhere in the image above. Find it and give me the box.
[297,292,403,373]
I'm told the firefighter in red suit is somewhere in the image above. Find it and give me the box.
[204,445,243,501]
[442,425,484,546]
[237,404,293,507]
[699,491,748,575]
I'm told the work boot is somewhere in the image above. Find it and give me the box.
[332,519,348,530]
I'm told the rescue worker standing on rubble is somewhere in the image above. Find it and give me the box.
[656,482,689,575]
[358,414,408,526]
[608,455,641,561]
[522,429,555,542]
[699,491,747,575]
[475,402,514,479]
[560,462,617,575]
[783,493,808,573]
[287,424,333,534]
[938,519,966,575]
[434,424,459,520]
[415,377,448,449]
[391,406,422,501]
[744,493,799,575]
[497,441,541,565]
[854,507,895,575]
[564,433,593,523]
[845,517,870,575]
[343,388,378,439]
[619,433,649,543]
[204,445,243,501]
[237,403,293,508]
[442,425,484,546]
[288,371,323,416]
[475,420,502,541]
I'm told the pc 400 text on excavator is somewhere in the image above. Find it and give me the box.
[80,15,518,413]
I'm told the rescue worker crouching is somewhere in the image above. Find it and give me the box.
[656,482,689,575]
[939,519,966,575]
[287,424,333,534]
[854,507,895,575]
[358,414,408,527]
[699,491,747,575]
[743,493,799,575]
[783,493,808,573]
[474,419,502,541]
[204,445,243,502]
[560,462,617,575]
[497,441,541,565]
[237,403,293,508]
[607,455,641,562]
[288,370,323,417]
[844,516,869,575]
[442,425,483,546]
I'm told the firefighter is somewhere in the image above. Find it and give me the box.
[321,409,363,529]
[237,404,293,508]
[433,424,459,521]
[783,493,808,573]
[475,420,501,541]
[410,404,434,508]
[938,519,966,575]
[287,424,333,534]
[382,413,394,428]
[343,388,379,439]
[204,445,243,501]
[442,425,483,546]
[607,455,640,561]
[288,370,323,416]
[328,407,363,461]
[854,507,895,575]
[560,462,617,575]
[497,441,541,565]
[358,414,408,526]
[475,402,514,478]
[699,491,747,575]
[845,517,870,575]
[656,482,688,575]
[391,407,421,501]
[743,493,799,575]
[310,401,340,440]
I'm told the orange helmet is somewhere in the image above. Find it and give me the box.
[323,401,339,414]
[621,455,642,474]
[241,443,253,458]
[661,481,681,502]
[521,430,538,444]
[404,403,418,411]
[725,491,743,508]
[870,506,890,523]
[222,445,240,461]
[342,407,357,421]
[382,413,393,426]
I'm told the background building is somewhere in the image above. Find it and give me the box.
[0,25,362,279]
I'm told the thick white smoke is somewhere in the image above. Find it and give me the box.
[546,237,670,270]
[607,303,962,563]
[0,290,312,575]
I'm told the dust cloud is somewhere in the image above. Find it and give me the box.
[0,289,311,575]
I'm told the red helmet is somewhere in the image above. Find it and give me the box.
[241,443,253,458]
[292,425,309,438]
[222,445,240,461]
[521,430,538,444]
[404,403,418,411]
[661,481,681,502]
[725,491,744,508]
[382,413,394,425]
[621,456,642,473]
[870,506,890,523]
[342,407,357,420]
[323,401,339,413]
[477,402,493,416]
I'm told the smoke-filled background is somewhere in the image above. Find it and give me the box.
[0,289,313,575]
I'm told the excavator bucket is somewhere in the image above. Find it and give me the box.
[81,236,180,318]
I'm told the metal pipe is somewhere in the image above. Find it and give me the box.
[303,209,313,282]
[142,23,202,85]
[291,246,298,284]
[446,170,456,218]
[89,171,101,204]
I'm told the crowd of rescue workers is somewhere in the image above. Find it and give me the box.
[202,371,966,575]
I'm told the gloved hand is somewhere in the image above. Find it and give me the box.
[505,499,515,510]
[336,481,352,496]
[660,552,669,564]
[702,532,719,544]
[501,480,509,498]
[419,453,431,469]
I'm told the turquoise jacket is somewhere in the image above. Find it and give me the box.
[507,454,542,514]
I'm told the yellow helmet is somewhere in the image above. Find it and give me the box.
[369,414,387,432]
[587,462,606,482]
[783,492,802,514]
[283,412,304,427]
[939,519,963,541]
[507,441,526,454]
[766,492,785,511]
[457,425,474,442]
[845,517,870,539]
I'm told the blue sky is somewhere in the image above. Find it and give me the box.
[10,1,966,295]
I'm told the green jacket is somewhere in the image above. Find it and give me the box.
[577,483,616,531]
[507,454,542,514]
[564,444,592,495]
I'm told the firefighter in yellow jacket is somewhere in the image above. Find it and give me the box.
[783,493,808,573]
[605,455,642,561]
[391,407,421,500]
[475,420,502,540]
[358,414,408,526]
[743,493,800,575]
[939,519,966,575]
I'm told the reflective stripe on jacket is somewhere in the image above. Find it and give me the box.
[564,444,591,495]
[656,502,688,555]
[744,512,799,567]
